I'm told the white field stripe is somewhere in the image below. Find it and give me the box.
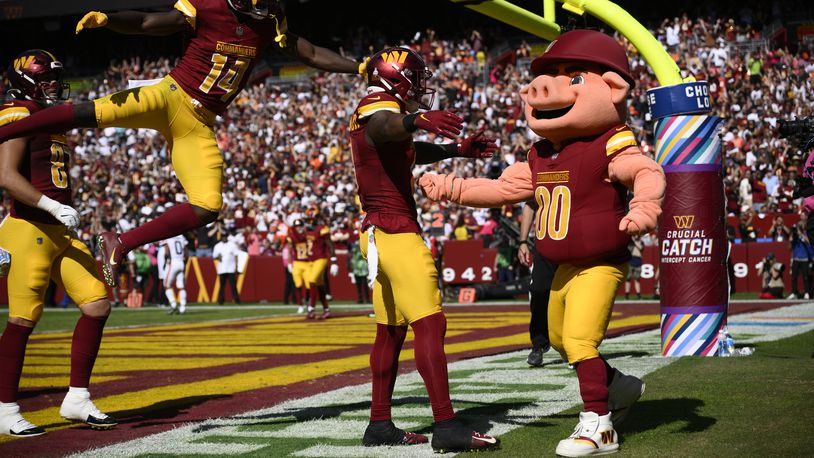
[72,303,814,457]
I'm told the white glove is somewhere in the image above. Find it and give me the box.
[330,263,339,277]
[349,272,356,284]
[37,195,80,229]
[287,263,293,273]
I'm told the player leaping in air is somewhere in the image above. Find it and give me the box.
[351,46,500,452]
[0,0,363,287]
[0,50,116,437]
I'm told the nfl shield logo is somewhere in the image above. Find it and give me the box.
[36,237,43,245]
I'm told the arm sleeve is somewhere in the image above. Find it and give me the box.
[419,162,534,208]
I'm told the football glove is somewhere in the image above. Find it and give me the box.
[330,263,339,277]
[358,56,371,76]
[458,128,498,159]
[37,195,80,229]
[76,11,108,34]
[411,110,463,140]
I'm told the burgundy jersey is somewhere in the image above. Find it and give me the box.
[287,229,310,261]
[527,125,638,265]
[170,0,283,114]
[0,100,72,225]
[306,225,330,261]
[349,92,421,234]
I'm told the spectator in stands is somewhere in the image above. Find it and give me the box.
[787,221,813,299]
[768,216,792,242]
[757,252,785,299]
[213,235,241,305]
[739,208,759,242]
[453,216,469,241]
[194,223,217,257]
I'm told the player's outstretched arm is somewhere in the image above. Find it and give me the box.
[76,10,188,36]
[608,147,666,235]
[366,110,463,146]
[414,128,498,165]
[419,162,534,208]
[283,34,360,74]
[0,139,80,229]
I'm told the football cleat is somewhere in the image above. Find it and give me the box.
[297,305,305,314]
[527,347,544,367]
[60,391,117,430]
[431,418,500,453]
[167,307,178,315]
[555,411,618,457]
[318,310,332,320]
[0,403,45,437]
[362,420,428,446]
[96,232,124,287]
[306,308,316,320]
[607,370,645,425]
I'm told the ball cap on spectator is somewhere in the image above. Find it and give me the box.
[530,29,635,87]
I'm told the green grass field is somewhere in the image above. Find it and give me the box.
[492,330,814,457]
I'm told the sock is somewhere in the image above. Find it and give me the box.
[70,314,108,388]
[309,287,317,309]
[119,203,204,253]
[166,289,177,308]
[369,324,408,421]
[411,313,455,423]
[575,357,609,415]
[179,289,187,307]
[0,104,78,141]
[319,286,329,309]
[0,322,33,402]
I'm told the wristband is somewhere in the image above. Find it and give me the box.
[402,113,418,132]
[441,143,459,158]
[36,195,60,214]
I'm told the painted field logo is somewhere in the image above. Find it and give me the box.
[673,215,695,229]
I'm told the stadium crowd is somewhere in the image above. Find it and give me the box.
[2,7,813,274]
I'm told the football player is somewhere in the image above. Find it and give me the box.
[0,0,364,288]
[302,211,338,320]
[161,233,188,315]
[286,218,310,313]
[0,50,116,437]
[351,46,500,452]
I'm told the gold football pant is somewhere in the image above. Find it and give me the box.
[0,216,108,322]
[360,229,442,326]
[548,263,628,364]
[291,260,311,289]
[305,258,329,287]
[93,76,223,212]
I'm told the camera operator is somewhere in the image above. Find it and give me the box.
[517,201,557,367]
[788,219,813,300]
[755,252,785,299]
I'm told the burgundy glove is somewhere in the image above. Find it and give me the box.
[409,110,463,140]
[458,128,498,159]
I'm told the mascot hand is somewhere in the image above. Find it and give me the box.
[76,11,108,34]
[619,210,651,235]
[458,128,497,159]
[419,174,446,201]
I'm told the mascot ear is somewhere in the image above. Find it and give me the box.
[602,71,631,106]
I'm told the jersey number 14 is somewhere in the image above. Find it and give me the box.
[199,53,250,102]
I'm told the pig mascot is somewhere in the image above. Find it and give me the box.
[420,30,666,456]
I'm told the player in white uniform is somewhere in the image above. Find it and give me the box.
[162,234,188,314]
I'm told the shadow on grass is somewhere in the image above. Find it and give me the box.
[119,394,233,428]
[619,398,716,435]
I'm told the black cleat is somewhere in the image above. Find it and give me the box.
[431,418,500,453]
[527,348,544,367]
[362,420,428,446]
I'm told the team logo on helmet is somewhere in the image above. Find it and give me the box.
[366,46,436,111]
[6,49,70,105]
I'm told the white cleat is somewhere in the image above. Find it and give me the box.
[60,391,117,430]
[608,370,645,425]
[556,411,618,457]
[297,305,305,314]
[0,402,45,437]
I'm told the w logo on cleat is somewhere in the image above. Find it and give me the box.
[600,430,614,444]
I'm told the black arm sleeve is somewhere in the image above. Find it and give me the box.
[414,142,458,165]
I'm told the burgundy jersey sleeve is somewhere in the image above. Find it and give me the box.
[530,125,631,265]
[349,94,422,234]
[307,225,331,261]
[1,100,72,225]
[169,0,279,115]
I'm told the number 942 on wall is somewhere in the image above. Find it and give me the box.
[442,266,494,284]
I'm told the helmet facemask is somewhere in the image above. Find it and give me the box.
[226,0,273,19]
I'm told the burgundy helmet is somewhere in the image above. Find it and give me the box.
[226,0,278,19]
[7,49,70,104]
[366,46,435,110]
[530,29,635,87]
